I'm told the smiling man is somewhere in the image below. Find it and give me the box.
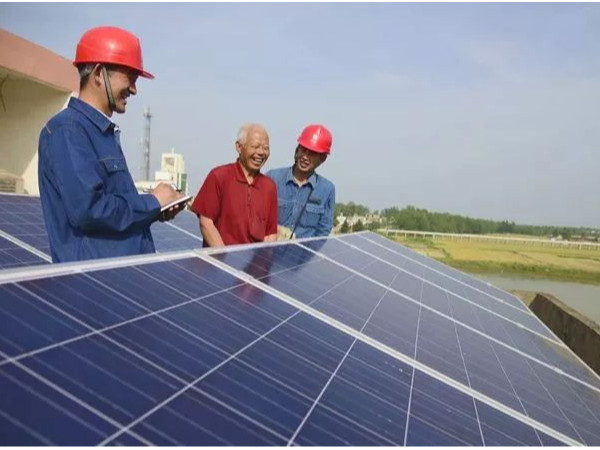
[190,123,278,247]
[38,26,185,262]
[267,124,335,239]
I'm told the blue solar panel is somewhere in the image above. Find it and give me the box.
[304,236,553,339]
[1,235,598,445]
[0,195,201,263]
[0,194,51,256]
[169,209,202,238]
[211,238,600,445]
[150,211,203,252]
[364,232,529,311]
[0,235,48,269]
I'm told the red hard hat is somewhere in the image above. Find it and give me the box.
[73,26,154,79]
[297,124,333,154]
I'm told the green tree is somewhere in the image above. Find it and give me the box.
[353,220,365,232]
[340,220,350,234]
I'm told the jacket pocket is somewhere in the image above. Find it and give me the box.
[302,203,325,227]
[100,157,128,173]
[99,157,132,192]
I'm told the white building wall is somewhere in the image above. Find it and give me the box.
[0,74,72,195]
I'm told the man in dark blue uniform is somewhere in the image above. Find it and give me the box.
[38,26,184,262]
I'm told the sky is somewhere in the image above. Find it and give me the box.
[2,3,600,228]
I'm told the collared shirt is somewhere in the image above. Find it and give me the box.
[38,96,160,262]
[266,166,335,238]
[190,161,277,246]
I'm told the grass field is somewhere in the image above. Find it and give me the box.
[390,235,600,285]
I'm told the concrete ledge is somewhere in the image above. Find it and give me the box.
[0,28,78,92]
[513,290,600,375]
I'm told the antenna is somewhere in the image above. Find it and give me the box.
[141,107,152,181]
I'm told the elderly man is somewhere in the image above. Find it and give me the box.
[190,123,278,247]
[38,26,185,262]
[267,124,335,239]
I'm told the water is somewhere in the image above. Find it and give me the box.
[476,274,600,326]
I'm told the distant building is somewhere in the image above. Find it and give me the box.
[156,149,188,194]
[334,213,382,232]
[135,148,188,194]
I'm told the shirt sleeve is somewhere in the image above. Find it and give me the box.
[44,124,160,233]
[190,169,221,221]
[265,181,278,236]
[315,184,335,236]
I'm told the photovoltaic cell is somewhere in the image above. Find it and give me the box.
[1,233,599,445]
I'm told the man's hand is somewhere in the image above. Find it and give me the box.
[152,183,182,207]
[152,183,186,221]
[277,225,294,240]
[158,202,186,222]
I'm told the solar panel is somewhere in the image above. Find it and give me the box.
[150,210,203,252]
[0,235,49,269]
[0,195,202,264]
[169,209,203,238]
[0,194,52,256]
[0,233,598,445]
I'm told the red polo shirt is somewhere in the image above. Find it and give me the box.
[191,162,278,246]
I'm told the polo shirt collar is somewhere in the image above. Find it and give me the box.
[69,96,116,133]
[234,160,261,185]
[287,165,317,188]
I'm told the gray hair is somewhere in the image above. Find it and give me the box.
[236,123,268,145]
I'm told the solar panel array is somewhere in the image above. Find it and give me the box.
[1,231,599,445]
[0,194,202,266]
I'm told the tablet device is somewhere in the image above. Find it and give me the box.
[160,195,192,212]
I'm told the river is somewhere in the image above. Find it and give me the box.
[475,274,600,326]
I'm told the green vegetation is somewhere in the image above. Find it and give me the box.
[335,202,600,241]
[393,235,600,285]
[335,202,370,217]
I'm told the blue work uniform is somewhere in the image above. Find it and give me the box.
[266,166,335,238]
[38,97,160,262]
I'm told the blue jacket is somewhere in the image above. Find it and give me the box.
[266,166,335,238]
[38,97,160,262]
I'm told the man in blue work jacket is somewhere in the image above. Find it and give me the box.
[38,26,185,262]
[267,124,335,239]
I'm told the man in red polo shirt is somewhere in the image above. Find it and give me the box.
[191,123,278,247]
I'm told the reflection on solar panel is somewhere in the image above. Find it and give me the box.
[0,195,202,266]
[1,231,599,445]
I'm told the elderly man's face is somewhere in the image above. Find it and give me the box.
[236,128,270,174]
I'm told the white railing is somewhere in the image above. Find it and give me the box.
[377,229,600,250]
